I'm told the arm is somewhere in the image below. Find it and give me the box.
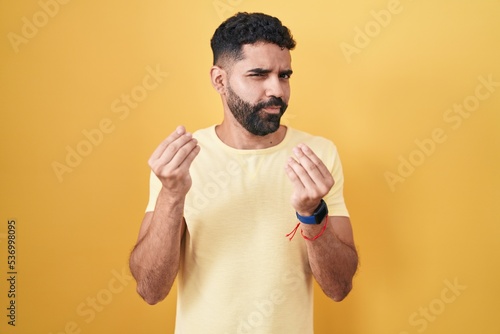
[301,215,358,301]
[285,144,358,302]
[129,126,200,305]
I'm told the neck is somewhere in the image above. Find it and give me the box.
[215,120,287,149]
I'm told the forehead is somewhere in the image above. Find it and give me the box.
[232,42,292,71]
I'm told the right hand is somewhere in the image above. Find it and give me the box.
[148,125,201,198]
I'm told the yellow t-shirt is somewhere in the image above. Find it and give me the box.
[146,126,349,334]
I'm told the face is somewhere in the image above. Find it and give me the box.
[224,43,292,136]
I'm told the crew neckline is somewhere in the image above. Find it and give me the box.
[207,125,292,155]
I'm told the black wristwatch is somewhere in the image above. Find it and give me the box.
[296,199,328,224]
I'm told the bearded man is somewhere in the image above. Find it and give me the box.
[129,12,358,334]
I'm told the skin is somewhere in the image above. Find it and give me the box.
[129,42,358,305]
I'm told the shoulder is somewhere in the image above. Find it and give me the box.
[192,125,215,140]
[191,126,221,151]
[286,127,337,153]
[286,127,341,171]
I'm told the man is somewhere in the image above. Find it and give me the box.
[129,12,358,333]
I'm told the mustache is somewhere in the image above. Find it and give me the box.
[256,97,287,110]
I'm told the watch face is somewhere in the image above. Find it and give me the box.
[314,200,328,224]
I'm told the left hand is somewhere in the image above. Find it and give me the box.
[285,144,334,216]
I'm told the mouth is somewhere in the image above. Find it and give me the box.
[262,106,282,114]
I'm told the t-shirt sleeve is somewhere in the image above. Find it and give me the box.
[145,170,162,213]
[324,145,349,217]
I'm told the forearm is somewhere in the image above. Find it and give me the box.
[302,217,358,302]
[129,189,185,304]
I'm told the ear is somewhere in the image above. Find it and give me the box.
[210,65,227,94]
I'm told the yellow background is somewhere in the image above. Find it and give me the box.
[1,0,499,333]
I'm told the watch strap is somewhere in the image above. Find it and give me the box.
[296,199,328,224]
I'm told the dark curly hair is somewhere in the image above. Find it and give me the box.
[210,12,296,66]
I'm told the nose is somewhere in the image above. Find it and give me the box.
[265,75,286,99]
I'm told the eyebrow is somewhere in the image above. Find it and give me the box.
[247,68,272,75]
[246,68,293,76]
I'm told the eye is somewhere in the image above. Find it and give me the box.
[279,71,292,79]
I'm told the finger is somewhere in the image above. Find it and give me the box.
[149,125,186,162]
[156,134,196,166]
[178,143,201,170]
[285,158,302,186]
[293,144,333,189]
[285,157,313,190]
[291,146,322,187]
[149,131,194,169]
[167,139,200,170]
[297,144,331,179]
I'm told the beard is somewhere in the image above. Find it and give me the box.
[226,84,288,136]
